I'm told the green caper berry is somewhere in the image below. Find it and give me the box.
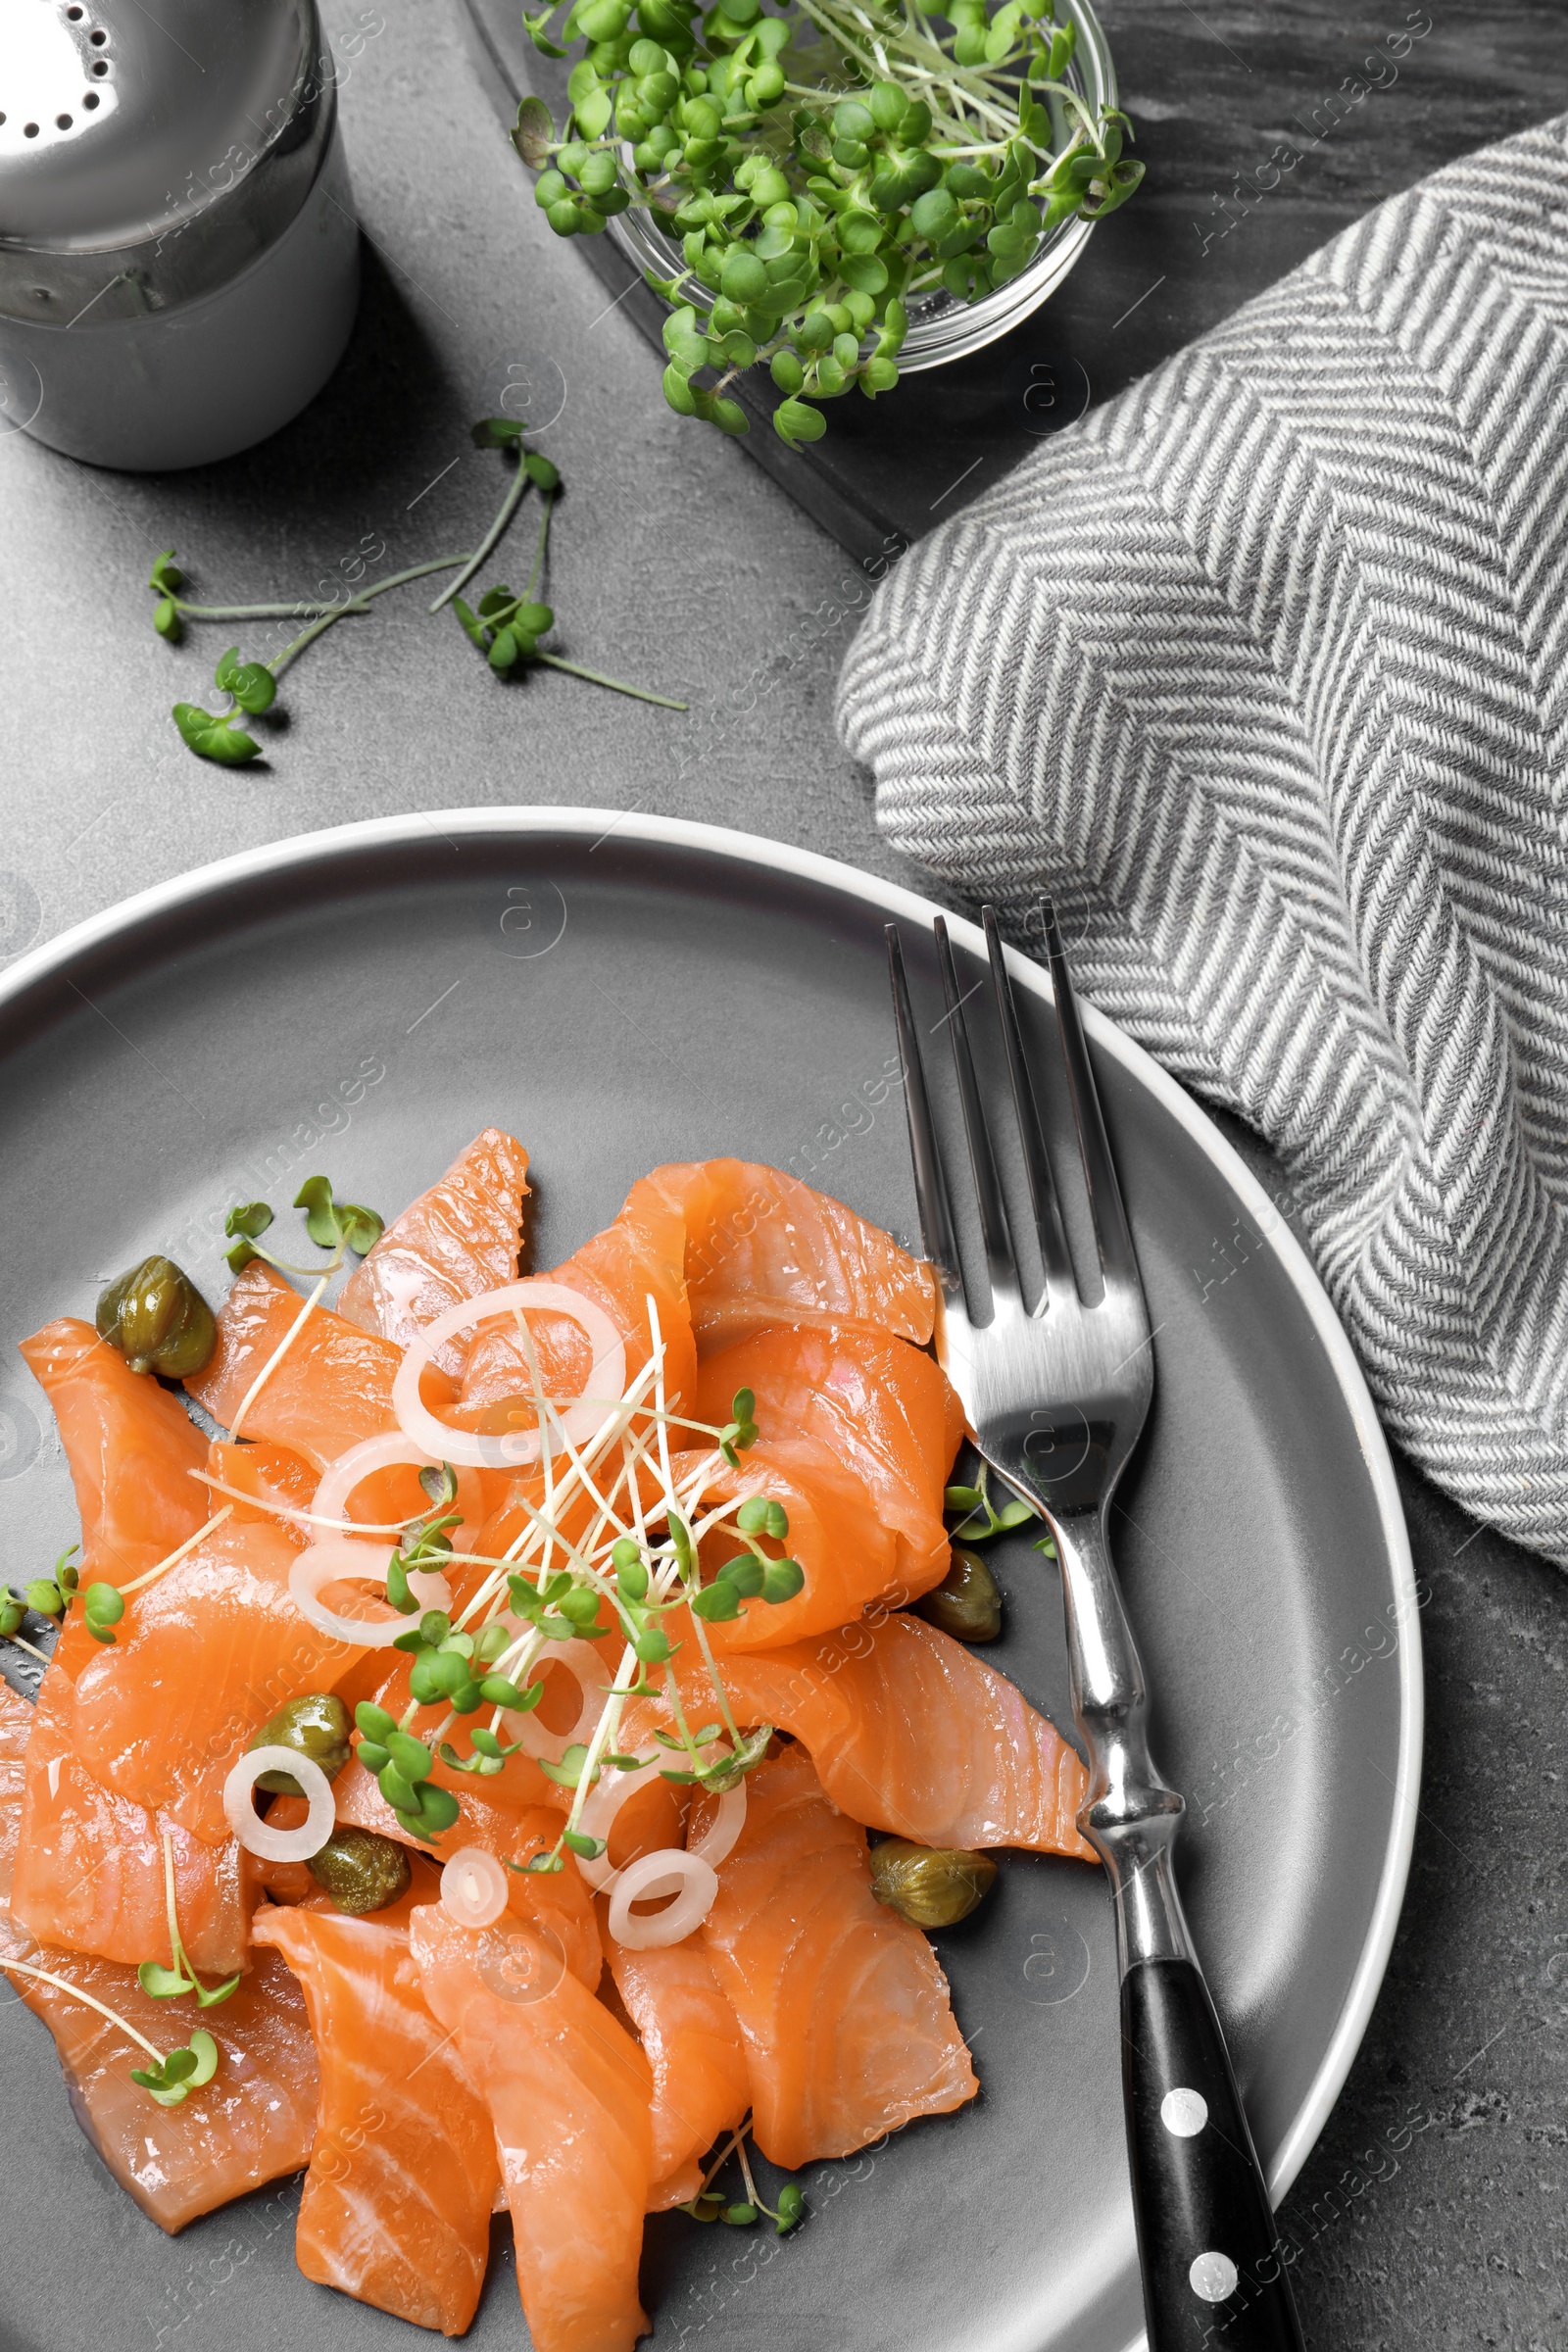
[869,1838,997,1928]
[914,1545,1003,1642]
[95,1255,216,1379]
[307,1824,413,1916]
[249,1692,353,1794]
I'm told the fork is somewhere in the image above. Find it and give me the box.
[887,904,1306,2352]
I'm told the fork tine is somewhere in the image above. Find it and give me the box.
[885,925,961,1290]
[983,906,1076,1308]
[934,915,1021,1308]
[1041,901,1141,1291]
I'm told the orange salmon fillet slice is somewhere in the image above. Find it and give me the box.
[337,1126,532,1374]
[412,1902,655,2352]
[700,1743,978,2169]
[0,1911,317,2233]
[601,1909,752,2210]
[696,1324,962,1600]
[10,1658,253,1976]
[665,1616,1095,1858]
[71,1514,363,1843]
[645,1158,937,1351]
[667,1436,900,1653]
[253,1903,499,2334]
[20,1318,209,1588]
[186,1260,401,1471]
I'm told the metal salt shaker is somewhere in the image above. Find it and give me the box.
[0,0,361,469]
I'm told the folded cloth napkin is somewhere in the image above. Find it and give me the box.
[839,114,1568,1564]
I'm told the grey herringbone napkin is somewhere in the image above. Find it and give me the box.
[838,115,1568,1563]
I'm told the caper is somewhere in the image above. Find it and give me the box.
[249,1692,352,1794]
[307,1824,413,1916]
[95,1254,216,1379]
[915,1546,1002,1642]
[870,1838,997,1929]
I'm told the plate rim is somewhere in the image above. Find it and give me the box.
[0,807,1419,2262]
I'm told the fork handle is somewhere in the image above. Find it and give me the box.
[1121,1956,1306,2352]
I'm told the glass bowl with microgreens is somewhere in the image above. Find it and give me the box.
[511,0,1137,445]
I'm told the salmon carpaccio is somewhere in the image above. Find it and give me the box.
[702,1744,978,2169]
[652,1617,1095,1858]
[696,1323,962,1599]
[253,1903,499,2334]
[412,1903,655,2352]
[186,1261,402,1470]
[337,1125,532,1372]
[71,1514,361,1843]
[7,1133,1102,2346]
[11,1636,254,1976]
[645,1157,938,1350]
[21,1318,209,1587]
[601,1907,751,2210]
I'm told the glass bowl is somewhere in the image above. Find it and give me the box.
[602,0,1118,374]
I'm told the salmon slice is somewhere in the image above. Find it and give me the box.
[645,1159,937,1350]
[20,1318,210,1588]
[253,1904,499,2334]
[701,1743,977,2169]
[696,1325,961,1599]
[0,1680,32,1898]
[205,1435,318,1522]
[450,1170,696,1445]
[412,1901,655,2352]
[11,1658,253,1976]
[662,1617,1094,1857]
[337,1126,532,1374]
[186,1261,401,1470]
[0,1909,318,2233]
[329,1765,602,1989]
[70,1513,362,1844]
[602,1911,751,2210]
[670,1437,900,1652]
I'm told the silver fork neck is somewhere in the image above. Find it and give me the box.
[1051,1502,1195,1977]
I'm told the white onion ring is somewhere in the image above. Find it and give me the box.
[390,1279,628,1470]
[440,1845,509,1929]
[314,1431,484,1553]
[607,1849,718,1949]
[288,1538,452,1648]
[688,1781,747,1870]
[225,1746,336,1861]
[574,1745,667,1891]
[499,1639,610,1764]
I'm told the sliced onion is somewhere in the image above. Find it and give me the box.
[390,1279,628,1471]
[688,1781,747,1870]
[607,1849,718,1949]
[440,1845,510,1929]
[289,1538,452,1648]
[574,1746,667,1891]
[225,1746,335,1861]
[314,1431,485,1553]
[499,1638,610,1764]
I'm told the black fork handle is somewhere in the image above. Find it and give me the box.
[1122,1957,1307,2352]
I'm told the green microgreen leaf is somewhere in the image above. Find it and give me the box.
[690,1580,741,1623]
[513,94,556,166]
[535,1740,594,1788]
[418,1463,459,1509]
[562,1828,606,1858]
[171,703,262,765]
[137,1961,195,1999]
[760,1557,805,1604]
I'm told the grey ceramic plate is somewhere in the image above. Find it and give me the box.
[0,811,1417,2352]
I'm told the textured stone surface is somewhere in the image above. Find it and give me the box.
[2,1,1563,2342]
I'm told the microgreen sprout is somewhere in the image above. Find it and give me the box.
[13,1544,124,1648]
[512,0,1142,445]
[353,1701,463,1841]
[148,431,686,766]
[137,1832,241,2008]
[224,1180,383,1275]
[1,1955,221,2110]
[679,2117,805,2232]
[944,1464,1037,1542]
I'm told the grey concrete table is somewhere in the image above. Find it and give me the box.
[2,1,1565,2343]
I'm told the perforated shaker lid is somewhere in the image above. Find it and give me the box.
[0,0,337,324]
